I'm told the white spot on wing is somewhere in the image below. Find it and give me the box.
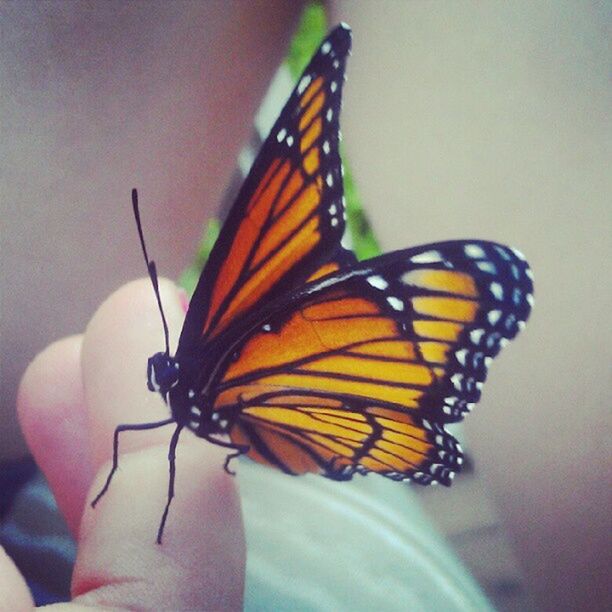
[451,373,463,389]
[470,328,485,345]
[276,128,287,142]
[464,244,486,258]
[476,261,497,274]
[410,250,443,264]
[490,282,504,300]
[367,275,388,290]
[387,296,404,311]
[297,74,311,94]
[494,245,512,261]
[321,41,331,55]
[488,309,502,325]
[455,348,468,366]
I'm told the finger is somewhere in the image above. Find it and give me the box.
[0,546,34,610]
[74,278,245,610]
[74,444,244,610]
[17,335,93,536]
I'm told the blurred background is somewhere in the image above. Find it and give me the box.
[1,1,610,610]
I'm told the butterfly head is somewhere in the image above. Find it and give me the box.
[147,352,180,396]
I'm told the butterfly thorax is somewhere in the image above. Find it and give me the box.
[147,350,231,437]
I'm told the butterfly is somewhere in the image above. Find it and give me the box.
[92,24,533,543]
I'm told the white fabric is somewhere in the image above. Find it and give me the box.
[239,461,492,611]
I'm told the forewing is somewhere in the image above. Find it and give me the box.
[212,240,533,484]
[178,25,352,355]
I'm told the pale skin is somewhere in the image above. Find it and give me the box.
[7,279,245,610]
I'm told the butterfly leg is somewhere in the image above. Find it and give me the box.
[223,445,249,476]
[156,423,184,544]
[203,436,249,475]
[91,418,175,508]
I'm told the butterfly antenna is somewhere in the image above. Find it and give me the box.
[132,189,170,355]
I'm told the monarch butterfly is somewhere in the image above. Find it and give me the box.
[92,24,533,543]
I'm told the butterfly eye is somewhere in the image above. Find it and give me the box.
[147,352,179,394]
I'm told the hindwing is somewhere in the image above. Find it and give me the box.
[209,240,533,484]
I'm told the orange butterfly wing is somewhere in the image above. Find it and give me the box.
[177,26,352,357]
[207,241,533,484]
[167,26,533,486]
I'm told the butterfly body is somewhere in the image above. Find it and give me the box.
[93,23,533,542]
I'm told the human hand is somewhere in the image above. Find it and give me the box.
[5,279,245,610]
